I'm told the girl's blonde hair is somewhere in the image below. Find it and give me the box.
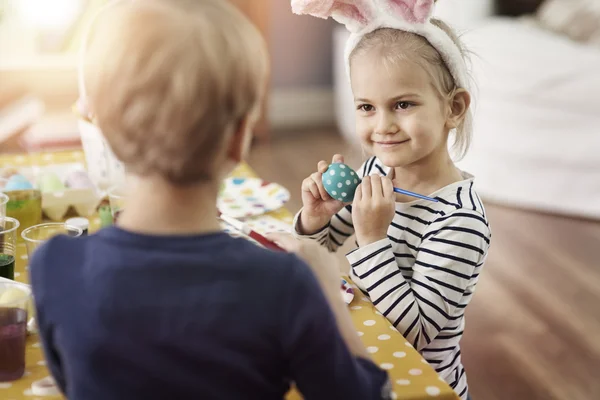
[84,0,268,184]
[349,19,472,160]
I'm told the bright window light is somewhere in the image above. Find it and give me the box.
[17,0,83,29]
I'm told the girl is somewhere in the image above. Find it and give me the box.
[291,1,491,399]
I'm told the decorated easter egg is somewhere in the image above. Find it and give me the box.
[322,163,360,202]
[38,172,65,192]
[65,170,94,189]
[4,174,33,191]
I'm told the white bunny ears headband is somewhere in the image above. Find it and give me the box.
[291,0,468,89]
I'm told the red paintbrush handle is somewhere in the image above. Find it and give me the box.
[248,230,286,252]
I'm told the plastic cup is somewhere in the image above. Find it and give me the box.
[4,189,42,240]
[22,223,83,259]
[0,217,19,280]
[0,280,31,382]
[0,192,8,223]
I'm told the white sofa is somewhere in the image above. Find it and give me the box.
[333,2,600,220]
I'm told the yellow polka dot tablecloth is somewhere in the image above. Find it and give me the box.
[0,150,458,400]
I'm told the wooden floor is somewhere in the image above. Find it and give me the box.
[249,129,600,400]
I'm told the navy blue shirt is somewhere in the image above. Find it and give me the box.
[29,227,390,399]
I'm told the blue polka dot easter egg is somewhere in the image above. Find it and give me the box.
[322,163,360,202]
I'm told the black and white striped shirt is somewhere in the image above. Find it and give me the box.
[294,157,491,399]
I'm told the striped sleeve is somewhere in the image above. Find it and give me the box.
[292,205,356,252]
[292,158,379,251]
[347,210,490,351]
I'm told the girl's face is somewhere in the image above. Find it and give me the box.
[350,48,451,169]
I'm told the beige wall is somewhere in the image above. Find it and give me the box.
[269,0,334,89]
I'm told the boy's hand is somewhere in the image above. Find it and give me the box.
[352,174,395,247]
[298,154,347,234]
[266,232,341,297]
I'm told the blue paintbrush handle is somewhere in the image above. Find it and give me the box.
[393,187,438,202]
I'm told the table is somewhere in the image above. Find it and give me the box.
[0,150,459,400]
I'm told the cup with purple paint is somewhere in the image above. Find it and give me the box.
[0,279,31,382]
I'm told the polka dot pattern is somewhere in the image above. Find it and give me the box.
[321,163,360,201]
[426,386,441,396]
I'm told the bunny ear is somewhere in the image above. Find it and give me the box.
[291,0,336,19]
[291,0,374,32]
[385,0,435,24]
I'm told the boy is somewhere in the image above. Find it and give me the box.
[29,0,391,399]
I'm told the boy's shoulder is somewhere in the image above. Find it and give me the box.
[67,226,309,278]
[29,227,316,299]
[28,232,88,302]
[29,232,86,269]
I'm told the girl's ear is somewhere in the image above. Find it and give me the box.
[381,0,435,24]
[446,88,470,130]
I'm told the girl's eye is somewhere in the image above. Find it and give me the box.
[358,104,374,112]
[395,101,413,110]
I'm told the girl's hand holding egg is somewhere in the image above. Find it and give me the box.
[352,173,396,247]
[298,154,349,235]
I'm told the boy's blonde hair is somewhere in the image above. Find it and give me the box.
[350,20,472,160]
[84,0,268,184]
